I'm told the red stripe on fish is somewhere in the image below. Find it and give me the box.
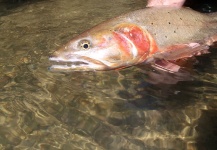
[113,24,152,62]
[113,31,132,59]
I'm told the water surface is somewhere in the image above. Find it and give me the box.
[0,0,217,149]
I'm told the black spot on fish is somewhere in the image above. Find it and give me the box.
[180,18,182,20]
[168,22,171,24]
[174,31,176,33]
[151,22,154,25]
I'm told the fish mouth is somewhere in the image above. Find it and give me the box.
[49,56,109,71]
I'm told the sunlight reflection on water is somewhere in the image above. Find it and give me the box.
[0,0,217,149]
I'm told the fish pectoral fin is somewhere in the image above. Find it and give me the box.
[144,57,198,73]
[137,60,193,84]
[151,59,181,73]
[154,43,209,61]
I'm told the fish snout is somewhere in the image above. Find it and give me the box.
[49,48,65,58]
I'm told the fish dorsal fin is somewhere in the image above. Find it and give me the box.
[147,0,185,8]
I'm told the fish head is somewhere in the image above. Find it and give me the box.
[49,23,157,71]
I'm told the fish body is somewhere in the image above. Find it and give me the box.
[49,7,217,71]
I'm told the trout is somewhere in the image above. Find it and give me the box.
[49,7,217,72]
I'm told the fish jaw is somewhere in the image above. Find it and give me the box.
[49,23,156,71]
[49,56,109,71]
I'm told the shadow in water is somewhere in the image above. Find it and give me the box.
[184,0,217,13]
[196,110,217,150]
[0,0,45,16]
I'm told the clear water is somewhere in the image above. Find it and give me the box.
[0,0,217,149]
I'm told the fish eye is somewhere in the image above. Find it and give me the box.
[78,39,91,50]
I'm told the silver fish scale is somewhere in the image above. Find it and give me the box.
[124,7,217,48]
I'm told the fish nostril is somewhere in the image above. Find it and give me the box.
[49,52,60,59]
[49,55,54,59]
[49,52,58,58]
